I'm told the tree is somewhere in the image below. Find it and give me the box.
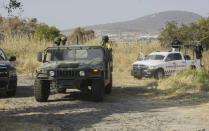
[2,0,23,14]
[158,21,179,46]
[158,17,209,50]
[68,27,95,44]
[197,17,209,50]
[33,23,61,41]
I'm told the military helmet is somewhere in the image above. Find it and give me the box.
[102,35,109,43]
[54,37,61,46]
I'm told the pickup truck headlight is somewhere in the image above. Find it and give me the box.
[9,70,17,76]
[36,69,42,73]
[79,71,85,76]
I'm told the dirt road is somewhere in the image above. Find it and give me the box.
[0,77,209,131]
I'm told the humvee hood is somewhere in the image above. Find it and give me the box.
[38,61,102,69]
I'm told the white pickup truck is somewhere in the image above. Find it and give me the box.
[131,51,200,79]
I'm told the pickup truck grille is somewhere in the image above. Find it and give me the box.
[56,70,78,78]
[133,64,148,70]
[0,67,8,77]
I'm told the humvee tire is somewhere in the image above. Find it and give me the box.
[91,79,104,102]
[105,73,112,94]
[34,79,50,102]
[154,69,164,80]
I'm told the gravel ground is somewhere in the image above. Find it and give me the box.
[0,77,209,131]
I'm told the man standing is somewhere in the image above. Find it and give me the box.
[169,37,182,51]
[195,43,203,66]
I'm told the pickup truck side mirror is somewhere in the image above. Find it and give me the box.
[37,52,42,62]
[9,56,16,61]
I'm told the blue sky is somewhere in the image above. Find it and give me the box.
[0,0,209,30]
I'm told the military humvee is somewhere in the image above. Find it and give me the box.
[0,48,17,96]
[34,44,113,102]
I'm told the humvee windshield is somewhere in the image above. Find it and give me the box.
[145,55,165,60]
[45,48,104,62]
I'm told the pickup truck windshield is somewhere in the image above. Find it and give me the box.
[0,49,6,61]
[145,55,165,60]
[45,48,104,62]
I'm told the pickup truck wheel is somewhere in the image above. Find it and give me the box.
[57,88,66,93]
[105,73,112,94]
[154,69,164,80]
[91,79,104,102]
[34,79,50,102]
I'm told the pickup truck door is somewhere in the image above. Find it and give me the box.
[164,54,176,75]
[174,53,186,70]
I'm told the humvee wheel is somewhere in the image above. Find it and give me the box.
[57,88,66,93]
[105,73,112,94]
[91,79,104,102]
[34,79,50,102]
[154,69,164,80]
[6,80,17,97]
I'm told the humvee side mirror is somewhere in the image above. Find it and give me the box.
[9,56,16,61]
[37,52,42,62]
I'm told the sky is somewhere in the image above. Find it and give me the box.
[0,0,209,30]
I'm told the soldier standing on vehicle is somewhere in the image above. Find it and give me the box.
[102,35,111,49]
[169,37,182,52]
[60,36,67,46]
[54,37,61,46]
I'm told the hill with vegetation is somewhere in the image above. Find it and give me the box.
[63,11,202,34]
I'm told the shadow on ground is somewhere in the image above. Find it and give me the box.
[0,86,34,98]
[0,80,209,131]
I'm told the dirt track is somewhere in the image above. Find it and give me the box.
[0,77,209,131]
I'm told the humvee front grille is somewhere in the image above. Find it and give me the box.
[0,67,8,77]
[56,70,78,78]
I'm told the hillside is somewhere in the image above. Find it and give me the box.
[63,11,202,34]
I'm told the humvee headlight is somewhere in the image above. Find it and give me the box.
[49,71,55,77]
[79,71,85,76]
[93,69,99,72]
[36,69,42,73]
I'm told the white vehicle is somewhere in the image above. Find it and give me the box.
[131,51,200,79]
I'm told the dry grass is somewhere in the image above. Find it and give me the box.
[0,36,208,95]
[0,36,51,74]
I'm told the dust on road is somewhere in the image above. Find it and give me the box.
[0,77,209,131]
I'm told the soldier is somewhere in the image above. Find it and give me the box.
[195,43,203,66]
[169,37,182,52]
[54,37,61,46]
[102,35,111,49]
[60,36,67,46]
